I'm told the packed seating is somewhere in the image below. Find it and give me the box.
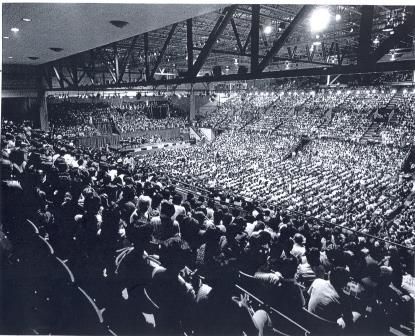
[381,91,415,146]
[2,82,415,336]
[48,101,112,137]
[48,100,187,138]
[111,108,186,133]
[197,88,412,145]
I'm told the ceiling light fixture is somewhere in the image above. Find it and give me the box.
[49,47,64,52]
[11,27,19,33]
[109,20,129,28]
[263,25,273,35]
[310,7,331,32]
[335,14,341,21]
[28,56,39,60]
[3,36,9,39]
[22,18,31,22]
[8,56,13,59]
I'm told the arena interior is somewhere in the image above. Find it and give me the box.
[2,3,415,336]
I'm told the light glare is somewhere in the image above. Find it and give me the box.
[263,25,273,35]
[310,8,331,32]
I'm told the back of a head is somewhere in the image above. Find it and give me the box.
[138,195,151,212]
[151,192,163,209]
[127,221,154,246]
[160,200,175,219]
[306,247,321,267]
[160,236,191,268]
[329,266,350,289]
[280,257,299,279]
[172,193,183,206]
[294,233,305,245]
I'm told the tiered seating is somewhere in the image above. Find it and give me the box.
[2,85,414,336]
[48,100,187,138]
[381,91,415,146]
[48,101,112,137]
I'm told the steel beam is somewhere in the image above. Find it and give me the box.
[335,43,344,65]
[231,18,244,53]
[190,5,238,77]
[119,36,139,83]
[113,44,120,80]
[251,5,260,73]
[96,50,117,82]
[371,8,415,63]
[192,46,333,66]
[187,19,193,75]
[57,60,415,90]
[242,28,251,53]
[257,5,314,72]
[144,32,149,80]
[42,66,53,89]
[357,5,374,65]
[150,23,178,79]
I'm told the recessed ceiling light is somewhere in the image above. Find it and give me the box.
[11,27,19,33]
[8,56,13,59]
[28,56,39,60]
[109,20,129,28]
[22,18,31,22]
[49,47,64,52]
[3,36,9,39]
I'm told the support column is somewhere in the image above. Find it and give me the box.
[326,75,331,86]
[39,91,49,131]
[189,84,196,121]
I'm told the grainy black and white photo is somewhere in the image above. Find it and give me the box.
[1,2,415,335]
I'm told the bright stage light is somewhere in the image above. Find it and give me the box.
[310,7,331,32]
[263,25,273,35]
[335,14,341,21]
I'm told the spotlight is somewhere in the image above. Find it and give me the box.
[335,14,341,21]
[11,27,19,33]
[263,25,273,35]
[310,7,331,32]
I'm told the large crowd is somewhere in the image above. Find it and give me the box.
[1,85,415,336]
[48,100,187,138]
[199,88,415,146]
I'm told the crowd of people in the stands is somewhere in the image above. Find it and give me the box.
[112,108,186,134]
[199,88,415,146]
[48,101,110,138]
[141,130,414,247]
[48,100,187,138]
[1,119,414,336]
[2,78,415,336]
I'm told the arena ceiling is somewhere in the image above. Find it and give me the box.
[3,4,415,89]
[2,3,224,65]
